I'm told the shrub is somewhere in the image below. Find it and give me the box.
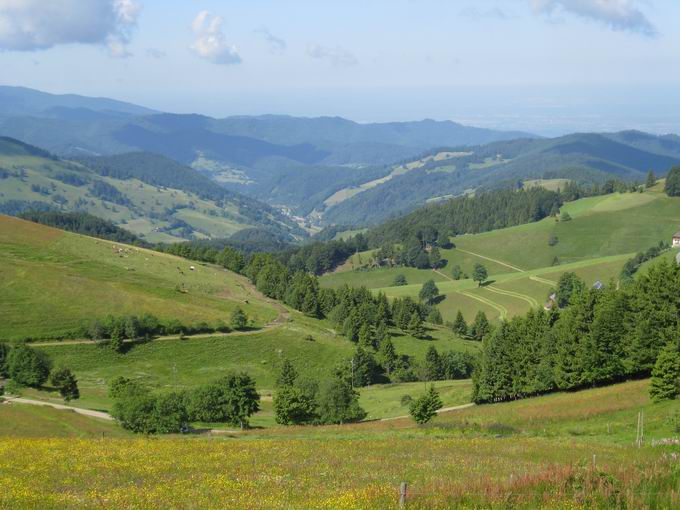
[409,386,443,424]
[230,307,248,331]
[49,367,80,401]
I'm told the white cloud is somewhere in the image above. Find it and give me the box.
[189,11,241,65]
[529,0,657,37]
[255,27,286,54]
[0,0,140,56]
[307,44,357,67]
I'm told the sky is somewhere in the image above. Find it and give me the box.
[0,0,679,135]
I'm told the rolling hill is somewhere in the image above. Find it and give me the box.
[0,214,281,341]
[0,137,302,242]
[320,185,680,323]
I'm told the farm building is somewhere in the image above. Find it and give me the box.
[673,232,680,247]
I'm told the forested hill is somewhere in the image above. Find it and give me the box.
[0,137,303,243]
[320,132,680,226]
[366,187,562,248]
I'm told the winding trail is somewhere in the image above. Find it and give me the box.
[455,248,525,273]
[380,402,475,422]
[460,291,508,320]
[484,284,539,308]
[2,396,114,421]
[530,275,557,286]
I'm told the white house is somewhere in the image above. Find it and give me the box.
[674,232,680,248]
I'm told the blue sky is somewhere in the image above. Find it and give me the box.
[1,0,679,134]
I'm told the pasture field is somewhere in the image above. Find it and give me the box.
[0,403,129,438]
[0,215,278,341]
[1,380,678,509]
[22,312,478,415]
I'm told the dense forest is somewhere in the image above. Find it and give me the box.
[473,260,680,403]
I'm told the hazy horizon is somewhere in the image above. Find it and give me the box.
[1,1,679,136]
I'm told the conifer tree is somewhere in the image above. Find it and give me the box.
[470,311,490,341]
[452,311,468,337]
[407,311,425,338]
[276,358,298,388]
[409,386,443,424]
[650,343,680,402]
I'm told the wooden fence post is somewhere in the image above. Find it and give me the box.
[399,481,407,508]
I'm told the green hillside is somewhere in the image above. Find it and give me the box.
[0,215,279,341]
[321,186,680,323]
[0,137,299,243]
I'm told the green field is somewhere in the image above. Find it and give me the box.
[0,215,279,340]
[0,403,128,438]
[2,379,678,509]
[321,188,680,323]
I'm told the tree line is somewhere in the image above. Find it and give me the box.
[473,260,680,404]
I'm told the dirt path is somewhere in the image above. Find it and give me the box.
[380,402,475,422]
[484,284,539,308]
[455,248,525,273]
[529,275,557,286]
[432,268,509,319]
[3,396,114,421]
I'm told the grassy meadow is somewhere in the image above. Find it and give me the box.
[1,380,679,509]
[320,188,680,323]
[0,215,279,341]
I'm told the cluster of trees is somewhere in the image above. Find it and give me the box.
[473,260,680,403]
[278,234,369,275]
[86,310,248,352]
[619,241,670,282]
[109,372,260,434]
[373,229,446,269]
[19,211,147,246]
[0,343,79,401]
[273,359,366,426]
[367,188,562,250]
[449,310,491,341]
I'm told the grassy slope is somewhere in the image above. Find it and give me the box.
[26,315,478,414]
[1,380,677,509]
[321,188,680,322]
[0,152,257,242]
[0,215,278,340]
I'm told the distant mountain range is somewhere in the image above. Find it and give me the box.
[1,85,679,231]
[321,131,680,225]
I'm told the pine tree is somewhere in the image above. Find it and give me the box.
[407,311,425,338]
[358,323,375,349]
[301,290,320,317]
[377,337,398,374]
[649,343,680,402]
[276,358,298,388]
[452,311,468,337]
[409,386,443,424]
[230,307,248,330]
[470,311,490,341]
[424,346,442,381]
[646,170,657,189]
